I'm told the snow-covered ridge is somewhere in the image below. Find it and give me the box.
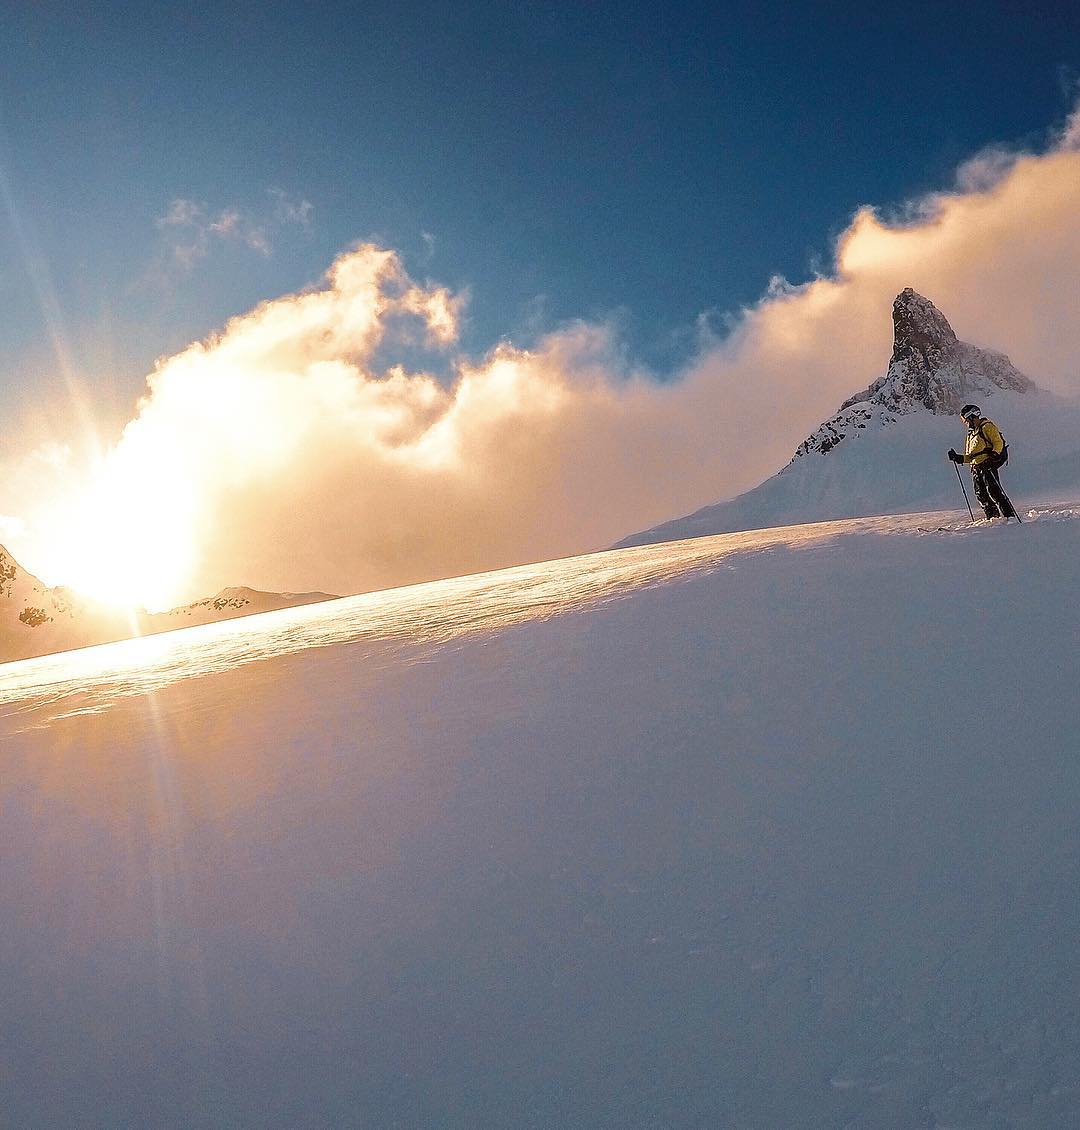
[148,585,336,628]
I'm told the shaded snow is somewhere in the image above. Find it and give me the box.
[3,508,1080,1127]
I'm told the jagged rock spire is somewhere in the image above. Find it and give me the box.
[839,288,1034,416]
[890,287,958,370]
[787,289,1037,463]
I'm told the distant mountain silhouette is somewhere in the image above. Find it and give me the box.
[0,545,336,663]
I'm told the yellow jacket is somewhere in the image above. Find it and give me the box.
[964,418,1005,467]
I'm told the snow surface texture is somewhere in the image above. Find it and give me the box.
[616,289,1073,550]
[3,507,1080,1128]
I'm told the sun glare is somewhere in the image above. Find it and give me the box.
[54,523,190,612]
[35,446,199,613]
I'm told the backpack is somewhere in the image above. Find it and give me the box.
[978,422,1008,468]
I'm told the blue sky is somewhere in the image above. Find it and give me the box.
[2,0,1078,427]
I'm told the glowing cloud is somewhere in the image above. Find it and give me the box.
[4,109,1079,609]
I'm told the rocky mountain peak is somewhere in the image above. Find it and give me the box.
[787,288,1037,464]
[889,287,958,372]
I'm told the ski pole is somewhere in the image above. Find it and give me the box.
[954,462,975,523]
[988,461,1022,523]
[999,485,1022,523]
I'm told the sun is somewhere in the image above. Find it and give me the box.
[34,451,199,613]
[53,524,192,612]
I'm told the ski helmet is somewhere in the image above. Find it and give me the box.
[960,404,981,421]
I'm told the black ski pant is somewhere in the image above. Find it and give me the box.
[971,461,1015,519]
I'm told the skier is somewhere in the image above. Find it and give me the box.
[948,404,1016,520]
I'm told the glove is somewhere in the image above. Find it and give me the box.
[948,449,963,464]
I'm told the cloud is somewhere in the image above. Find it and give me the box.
[154,190,312,271]
[269,187,314,229]
[1061,101,1080,150]
[158,198,204,228]
[4,106,1080,608]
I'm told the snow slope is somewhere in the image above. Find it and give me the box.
[3,508,1080,1127]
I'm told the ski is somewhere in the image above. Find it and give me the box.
[917,518,1022,533]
